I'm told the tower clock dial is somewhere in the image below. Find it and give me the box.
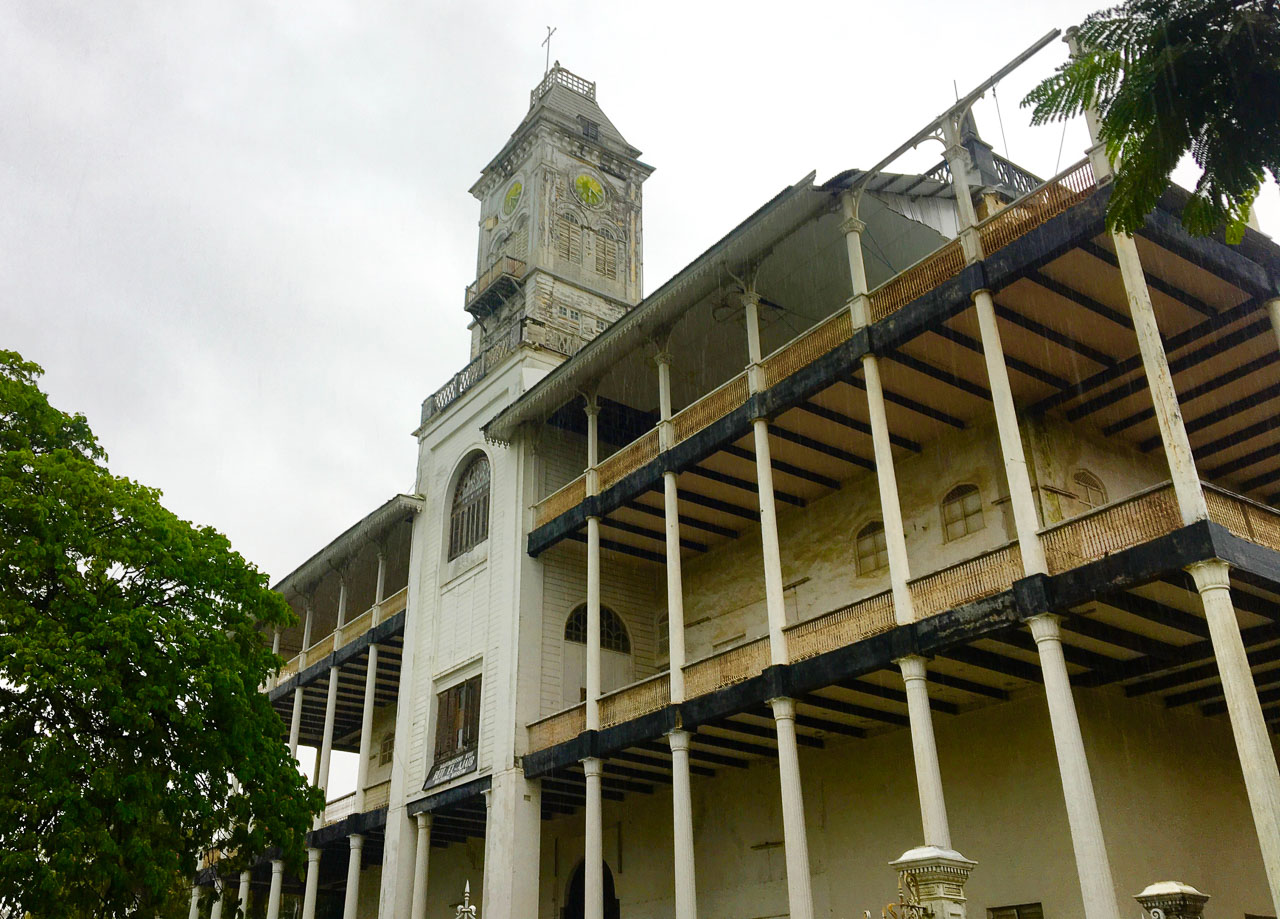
[502,181,523,216]
[573,173,605,207]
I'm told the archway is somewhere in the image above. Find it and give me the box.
[562,860,619,919]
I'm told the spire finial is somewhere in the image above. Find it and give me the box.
[542,26,557,76]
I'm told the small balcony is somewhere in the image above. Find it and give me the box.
[465,256,527,321]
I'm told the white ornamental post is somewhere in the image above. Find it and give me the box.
[1135,882,1209,919]
[457,881,479,919]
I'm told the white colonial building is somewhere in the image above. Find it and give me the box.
[197,38,1280,919]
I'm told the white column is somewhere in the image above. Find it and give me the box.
[754,418,790,665]
[210,888,224,919]
[375,549,388,605]
[335,575,349,645]
[343,834,364,919]
[265,861,285,919]
[317,668,341,812]
[863,355,916,624]
[1112,232,1207,523]
[288,686,305,760]
[973,288,1049,575]
[1028,615,1121,919]
[1187,560,1280,912]
[409,813,432,919]
[187,884,202,919]
[584,757,605,919]
[302,598,315,649]
[668,730,699,919]
[769,698,814,919]
[481,769,544,919]
[1267,298,1280,353]
[743,291,790,665]
[355,646,380,811]
[270,628,281,689]
[657,350,688,701]
[237,869,251,918]
[300,847,322,919]
[897,656,951,848]
[585,397,602,731]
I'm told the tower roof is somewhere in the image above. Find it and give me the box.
[471,63,649,197]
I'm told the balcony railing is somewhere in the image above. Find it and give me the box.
[527,481,1277,755]
[276,586,409,686]
[422,322,524,426]
[529,161,1099,532]
[465,256,527,312]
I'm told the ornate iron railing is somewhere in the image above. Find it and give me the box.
[421,323,524,425]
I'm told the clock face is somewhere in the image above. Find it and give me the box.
[502,181,523,216]
[573,173,605,207]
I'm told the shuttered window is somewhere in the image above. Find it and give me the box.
[448,454,490,560]
[989,903,1043,919]
[856,520,889,575]
[557,216,583,263]
[594,231,617,279]
[434,676,482,763]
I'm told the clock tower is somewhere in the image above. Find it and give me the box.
[466,64,654,361]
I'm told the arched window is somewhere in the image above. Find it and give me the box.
[856,520,889,576]
[1073,470,1106,509]
[942,484,984,541]
[448,454,490,560]
[564,604,631,654]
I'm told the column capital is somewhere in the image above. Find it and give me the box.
[1026,612,1063,643]
[415,811,433,830]
[348,833,364,850]
[583,397,601,418]
[895,654,929,681]
[666,728,691,752]
[767,696,797,721]
[840,216,867,236]
[969,287,993,303]
[306,847,322,864]
[582,756,604,778]
[1186,558,1231,592]
[654,349,673,367]
[270,859,284,876]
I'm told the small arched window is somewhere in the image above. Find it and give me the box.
[448,454,491,560]
[942,484,984,541]
[856,520,889,576]
[564,604,631,654]
[1074,470,1106,509]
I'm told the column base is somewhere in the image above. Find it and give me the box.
[889,846,977,919]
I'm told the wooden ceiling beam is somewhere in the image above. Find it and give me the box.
[720,444,842,490]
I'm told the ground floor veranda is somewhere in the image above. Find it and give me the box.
[206,680,1274,919]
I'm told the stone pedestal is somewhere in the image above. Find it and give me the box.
[1135,882,1209,919]
[889,846,977,919]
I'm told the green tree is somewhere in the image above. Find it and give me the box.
[0,352,323,918]
[1023,0,1280,242]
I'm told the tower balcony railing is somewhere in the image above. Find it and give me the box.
[525,479,1277,754]
[421,321,525,426]
[530,64,596,108]
[530,158,1099,532]
[465,256,527,314]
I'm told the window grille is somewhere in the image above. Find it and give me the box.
[564,604,631,653]
[942,484,984,541]
[1073,470,1106,508]
[856,520,889,575]
[595,231,617,279]
[434,675,481,764]
[448,454,491,559]
[557,216,583,263]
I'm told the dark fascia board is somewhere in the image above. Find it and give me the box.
[1207,522,1280,583]
[267,609,408,701]
[1043,521,1217,610]
[1151,188,1280,295]
[405,774,493,817]
[304,806,389,849]
[983,187,1111,294]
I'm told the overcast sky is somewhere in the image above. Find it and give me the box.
[6,0,1279,586]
